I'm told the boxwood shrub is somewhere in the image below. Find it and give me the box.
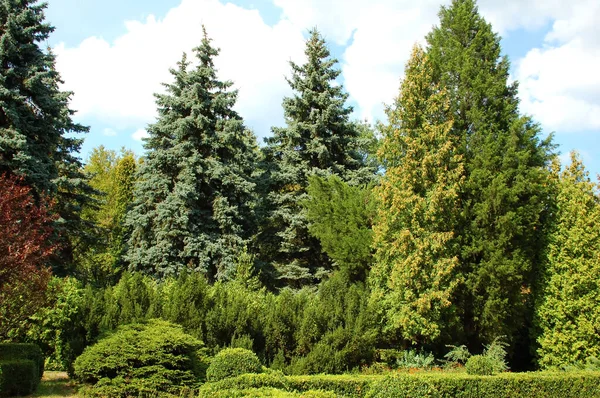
[74,319,208,397]
[0,360,39,397]
[0,343,44,377]
[206,348,262,382]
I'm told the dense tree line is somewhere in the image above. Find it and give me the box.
[1,0,600,374]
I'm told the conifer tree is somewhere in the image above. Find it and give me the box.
[426,0,554,350]
[535,153,600,368]
[125,29,257,281]
[75,147,137,284]
[260,29,371,287]
[0,0,93,273]
[370,45,464,345]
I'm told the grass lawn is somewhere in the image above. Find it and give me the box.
[32,371,78,398]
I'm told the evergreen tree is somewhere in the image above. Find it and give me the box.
[426,0,555,351]
[125,29,257,281]
[0,0,93,273]
[75,147,137,285]
[535,153,600,368]
[260,29,372,287]
[304,174,376,282]
[369,45,464,346]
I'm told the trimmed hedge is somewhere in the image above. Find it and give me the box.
[206,348,262,382]
[0,360,39,397]
[365,372,600,398]
[199,371,600,398]
[199,387,336,397]
[0,343,44,377]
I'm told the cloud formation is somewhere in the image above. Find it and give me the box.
[53,0,599,148]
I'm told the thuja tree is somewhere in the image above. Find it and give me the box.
[0,0,94,273]
[126,29,258,281]
[426,0,555,353]
[534,153,600,369]
[260,29,373,287]
[370,45,464,346]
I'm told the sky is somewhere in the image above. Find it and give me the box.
[43,0,600,177]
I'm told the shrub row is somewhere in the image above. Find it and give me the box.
[199,371,600,398]
[0,343,44,397]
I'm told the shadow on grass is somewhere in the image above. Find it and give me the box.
[32,371,78,398]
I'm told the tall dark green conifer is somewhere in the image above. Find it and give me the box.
[125,29,257,281]
[0,0,93,273]
[260,29,372,287]
[426,0,555,353]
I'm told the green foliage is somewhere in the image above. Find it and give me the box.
[206,348,262,382]
[259,29,373,288]
[426,0,555,354]
[27,276,84,371]
[0,359,39,397]
[370,45,462,346]
[395,350,436,370]
[535,153,600,369]
[0,343,44,379]
[74,319,208,396]
[444,345,471,365]
[366,372,600,398]
[125,28,257,280]
[0,0,94,274]
[304,175,376,281]
[76,147,137,285]
[465,355,496,375]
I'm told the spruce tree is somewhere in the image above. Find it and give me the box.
[260,29,371,287]
[0,0,93,273]
[426,0,555,351]
[125,29,257,280]
[370,45,464,345]
[535,153,600,368]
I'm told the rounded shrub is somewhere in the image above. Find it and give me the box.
[465,354,496,375]
[206,348,262,382]
[73,319,208,396]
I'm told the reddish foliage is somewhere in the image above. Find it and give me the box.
[0,173,58,338]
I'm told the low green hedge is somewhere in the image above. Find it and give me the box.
[199,371,600,398]
[365,372,600,398]
[0,360,39,397]
[0,343,44,377]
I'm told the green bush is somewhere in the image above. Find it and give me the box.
[0,343,45,377]
[365,372,600,398]
[465,355,496,375]
[74,319,208,396]
[206,348,262,382]
[198,387,336,397]
[0,360,39,397]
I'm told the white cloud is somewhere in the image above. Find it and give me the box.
[54,0,306,139]
[103,128,117,136]
[132,129,149,142]
[54,0,599,147]
[515,0,600,133]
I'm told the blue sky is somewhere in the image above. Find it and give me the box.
[44,0,600,177]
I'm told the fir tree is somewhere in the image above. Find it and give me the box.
[125,29,257,280]
[426,0,555,352]
[260,29,372,287]
[0,0,93,273]
[535,153,600,368]
[369,45,464,345]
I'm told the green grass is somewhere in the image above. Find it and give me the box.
[32,371,78,398]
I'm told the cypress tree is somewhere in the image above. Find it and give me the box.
[370,45,464,346]
[534,153,600,368]
[426,0,555,352]
[125,29,257,280]
[260,29,371,287]
[0,0,93,273]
